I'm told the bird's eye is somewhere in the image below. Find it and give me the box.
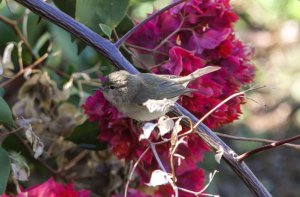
[109,85,116,90]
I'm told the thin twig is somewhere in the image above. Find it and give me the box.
[124,147,149,197]
[237,134,300,161]
[12,132,58,175]
[149,142,178,197]
[0,14,35,56]
[0,126,23,137]
[149,142,166,172]
[125,43,168,56]
[17,41,24,70]
[0,52,48,88]
[62,150,89,171]
[177,170,218,196]
[115,0,187,47]
[193,86,267,129]
[215,132,300,150]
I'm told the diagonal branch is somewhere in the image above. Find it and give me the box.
[237,134,300,161]
[12,0,271,196]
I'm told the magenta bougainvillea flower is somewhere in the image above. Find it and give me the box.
[83,0,254,195]
[1,178,89,197]
[128,0,254,128]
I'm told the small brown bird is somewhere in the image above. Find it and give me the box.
[100,66,220,121]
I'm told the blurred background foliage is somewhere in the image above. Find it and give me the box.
[1,0,300,196]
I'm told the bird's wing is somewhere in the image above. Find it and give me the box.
[132,73,193,105]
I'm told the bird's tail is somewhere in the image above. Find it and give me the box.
[175,66,220,85]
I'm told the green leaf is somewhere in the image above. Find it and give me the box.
[76,0,129,33]
[0,146,10,195]
[0,96,15,128]
[67,121,106,150]
[116,16,134,36]
[99,23,112,38]
[0,88,4,97]
[53,0,76,17]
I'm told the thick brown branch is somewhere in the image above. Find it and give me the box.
[13,0,271,196]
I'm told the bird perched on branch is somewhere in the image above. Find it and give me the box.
[99,66,220,121]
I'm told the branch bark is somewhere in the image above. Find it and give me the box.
[12,0,271,196]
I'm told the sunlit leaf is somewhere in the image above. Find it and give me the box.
[0,96,15,127]
[99,23,112,38]
[0,146,10,194]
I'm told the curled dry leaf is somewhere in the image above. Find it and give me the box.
[1,42,15,77]
[139,122,157,141]
[11,163,29,181]
[2,43,15,70]
[173,117,183,134]
[33,139,44,159]
[25,124,34,144]
[18,72,66,110]
[50,103,85,134]
[157,116,174,136]
[20,119,44,159]
[215,147,224,164]
[146,170,172,187]
[10,152,30,181]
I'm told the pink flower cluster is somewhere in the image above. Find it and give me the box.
[83,0,254,196]
[128,0,254,128]
[1,178,89,197]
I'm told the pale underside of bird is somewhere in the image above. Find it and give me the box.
[100,66,220,121]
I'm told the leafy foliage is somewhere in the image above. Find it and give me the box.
[68,121,106,150]
[0,146,10,195]
[76,0,129,33]
[0,96,15,128]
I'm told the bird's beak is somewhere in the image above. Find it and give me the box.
[92,85,105,92]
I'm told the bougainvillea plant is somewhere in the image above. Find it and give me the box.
[83,0,254,196]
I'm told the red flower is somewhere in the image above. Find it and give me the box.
[2,178,89,197]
